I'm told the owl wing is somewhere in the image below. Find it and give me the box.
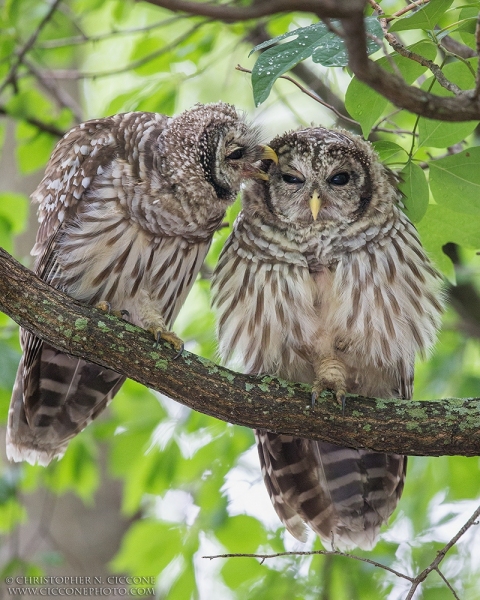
[32,112,169,261]
[7,113,169,466]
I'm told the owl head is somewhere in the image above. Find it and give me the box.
[164,102,276,203]
[258,127,397,226]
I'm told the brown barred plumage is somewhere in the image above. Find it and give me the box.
[212,127,444,550]
[7,103,270,466]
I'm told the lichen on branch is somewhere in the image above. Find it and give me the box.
[0,246,479,457]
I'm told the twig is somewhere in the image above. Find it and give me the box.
[370,0,461,94]
[435,568,461,600]
[202,550,414,581]
[372,126,417,135]
[235,64,360,127]
[386,0,430,22]
[23,58,83,122]
[440,35,476,60]
[36,15,187,48]
[0,0,62,96]
[205,505,480,598]
[405,503,480,599]
[474,14,480,97]
[0,105,65,137]
[34,21,206,81]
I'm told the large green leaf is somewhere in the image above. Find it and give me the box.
[111,520,183,575]
[345,40,437,136]
[215,514,267,553]
[372,140,408,164]
[389,0,454,32]
[0,193,28,234]
[399,161,429,223]
[429,147,480,214]
[251,17,382,106]
[418,60,478,147]
[416,203,480,279]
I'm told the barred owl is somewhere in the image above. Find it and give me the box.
[7,103,274,467]
[212,127,444,550]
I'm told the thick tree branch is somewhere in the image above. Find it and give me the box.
[1,247,479,457]
[143,0,480,121]
[141,0,363,22]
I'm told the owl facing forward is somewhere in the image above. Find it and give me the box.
[7,102,275,467]
[212,127,444,550]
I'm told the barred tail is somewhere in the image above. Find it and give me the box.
[256,430,406,550]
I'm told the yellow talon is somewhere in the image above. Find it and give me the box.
[149,327,184,356]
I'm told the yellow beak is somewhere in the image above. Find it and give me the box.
[259,145,278,164]
[309,191,321,220]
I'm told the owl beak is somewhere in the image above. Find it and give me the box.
[246,146,277,181]
[253,170,269,181]
[309,191,321,220]
[259,145,278,164]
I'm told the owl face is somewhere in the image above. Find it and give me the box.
[266,128,383,226]
[165,102,272,204]
[206,120,268,200]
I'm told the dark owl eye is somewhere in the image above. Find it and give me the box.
[282,174,304,184]
[226,148,245,160]
[328,172,350,186]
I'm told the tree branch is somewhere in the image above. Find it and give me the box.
[142,0,480,121]
[141,0,364,22]
[0,0,63,97]
[1,246,479,457]
[0,106,66,137]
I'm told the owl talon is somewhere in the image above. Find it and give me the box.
[96,301,112,313]
[311,391,318,408]
[96,301,130,321]
[151,328,184,354]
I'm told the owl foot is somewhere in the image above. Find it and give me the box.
[96,301,130,320]
[312,356,347,413]
[149,327,184,359]
[311,384,347,411]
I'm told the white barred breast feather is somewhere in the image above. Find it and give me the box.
[212,126,444,550]
[7,103,270,466]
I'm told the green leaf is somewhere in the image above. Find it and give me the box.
[0,193,29,234]
[15,122,56,174]
[216,514,267,553]
[419,118,478,148]
[399,161,429,223]
[389,0,454,32]
[0,340,20,391]
[251,17,382,106]
[418,60,478,147]
[372,140,408,164]
[44,436,99,502]
[221,556,265,590]
[416,204,480,280]
[458,6,479,47]
[345,40,437,136]
[429,147,480,214]
[167,562,196,600]
[130,37,172,76]
[111,520,183,575]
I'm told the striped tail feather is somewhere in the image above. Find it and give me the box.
[256,430,406,550]
[7,340,124,466]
